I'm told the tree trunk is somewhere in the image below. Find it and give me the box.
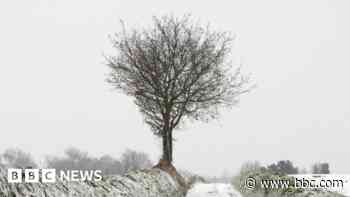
[162,127,173,163]
[162,108,173,163]
[169,131,173,162]
[162,133,169,161]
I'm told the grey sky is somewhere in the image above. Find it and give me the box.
[0,0,349,176]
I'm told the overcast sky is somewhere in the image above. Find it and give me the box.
[0,0,349,176]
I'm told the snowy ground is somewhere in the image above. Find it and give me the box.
[187,183,242,197]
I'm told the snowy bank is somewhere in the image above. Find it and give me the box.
[0,168,187,197]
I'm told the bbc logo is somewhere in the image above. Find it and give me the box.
[7,169,56,183]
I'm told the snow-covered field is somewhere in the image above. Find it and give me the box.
[187,183,242,197]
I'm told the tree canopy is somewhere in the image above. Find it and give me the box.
[106,15,250,162]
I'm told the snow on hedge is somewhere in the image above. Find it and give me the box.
[0,168,186,197]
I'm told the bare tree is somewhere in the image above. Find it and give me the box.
[46,147,93,171]
[0,148,38,168]
[46,147,151,175]
[120,149,152,172]
[97,155,123,175]
[106,15,250,164]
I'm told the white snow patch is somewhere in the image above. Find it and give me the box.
[187,183,242,197]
